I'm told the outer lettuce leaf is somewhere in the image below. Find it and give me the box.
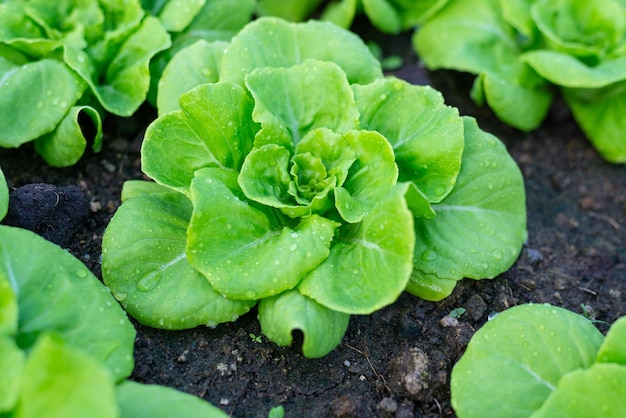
[0,225,135,381]
[117,380,229,418]
[298,183,415,314]
[245,60,361,145]
[413,0,554,131]
[0,58,85,147]
[0,270,17,336]
[596,316,626,365]
[451,304,605,418]
[522,51,626,88]
[407,117,526,301]
[187,167,339,300]
[563,84,626,163]
[353,78,464,203]
[0,335,24,412]
[13,334,118,418]
[34,105,103,167]
[0,167,7,222]
[530,363,626,418]
[157,40,227,115]
[102,182,255,329]
[142,81,258,194]
[145,0,208,32]
[256,0,324,21]
[220,17,383,86]
[320,0,358,29]
[258,289,350,358]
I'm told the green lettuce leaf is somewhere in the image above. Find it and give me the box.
[187,167,339,300]
[13,334,118,418]
[102,182,255,329]
[451,304,605,418]
[142,81,258,194]
[596,316,626,365]
[0,58,86,147]
[258,289,350,358]
[298,183,415,314]
[117,380,229,418]
[0,335,24,412]
[157,40,227,115]
[245,59,361,146]
[563,84,626,163]
[353,78,464,202]
[34,105,103,167]
[220,17,383,86]
[0,225,135,381]
[407,117,526,301]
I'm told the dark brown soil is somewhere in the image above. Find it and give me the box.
[2,33,625,418]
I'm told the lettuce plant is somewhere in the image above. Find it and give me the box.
[0,0,171,166]
[451,304,626,418]
[256,0,449,34]
[0,225,229,418]
[102,17,526,357]
[414,0,626,163]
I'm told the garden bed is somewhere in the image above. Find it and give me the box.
[1,30,624,418]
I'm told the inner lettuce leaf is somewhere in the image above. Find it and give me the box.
[407,117,527,301]
[245,60,361,146]
[353,78,464,203]
[0,225,136,382]
[187,167,339,300]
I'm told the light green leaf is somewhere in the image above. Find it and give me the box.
[153,0,208,32]
[91,15,171,116]
[334,130,398,223]
[0,270,17,336]
[0,335,24,412]
[523,51,626,88]
[563,85,626,163]
[221,17,383,86]
[299,183,415,314]
[157,40,227,115]
[14,334,118,418]
[142,81,258,194]
[531,0,625,59]
[117,380,229,418]
[188,167,340,300]
[120,179,178,202]
[451,304,605,418]
[530,363,626,418]
[0,167,7,222]
[354,78,464,202]
[596,316,626,365]
[362,0,402,34]
[0,58,85,147]
[258,289,350,358]
[245,60,361,146]
[321,0,357,28]
[34,105,103,167]
[472,70,554,132]
[408,117,526,301]
[102,185,255,330]
[497,0,536,39]
[0,225,135,381]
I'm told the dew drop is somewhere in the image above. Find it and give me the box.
[289,243,297,252]
[36,100,44,109]
[492,249,503,260]
[245,290,257,299]
[137,273,161,292]
[226,224,232,229]
[435,185,447,196]
[420,249,437,262]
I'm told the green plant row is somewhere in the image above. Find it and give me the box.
[414,0,626,163]
[101,17,527,358]
[452,304,626,418]
[0,222,228,418]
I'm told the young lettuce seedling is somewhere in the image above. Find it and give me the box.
[102,17,526,358]
[451,304,626,418]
